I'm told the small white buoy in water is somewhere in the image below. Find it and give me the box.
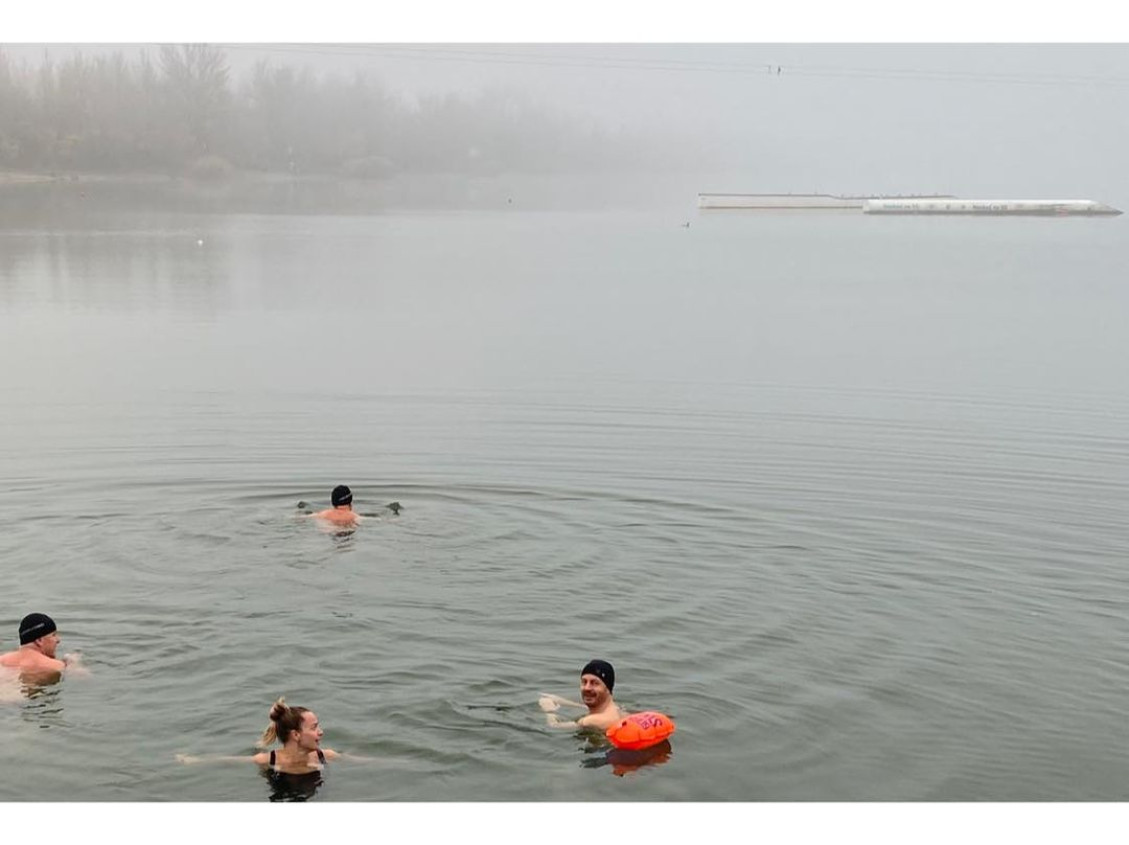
[196,239,204,246]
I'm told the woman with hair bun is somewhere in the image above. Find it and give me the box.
[252,697,340,773]
[176,697,345,774]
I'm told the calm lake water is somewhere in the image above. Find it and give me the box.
[1,180,1127,800]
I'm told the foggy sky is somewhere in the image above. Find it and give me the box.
[4,43,1128,204]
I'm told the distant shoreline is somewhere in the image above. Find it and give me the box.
[0,169,364,187]
[0,168,707,214]
[0,171,59,185]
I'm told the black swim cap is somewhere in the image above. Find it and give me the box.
[581,659,615,692]
[19,613,57,645]
[331,485,353,507]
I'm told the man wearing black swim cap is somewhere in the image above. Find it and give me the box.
[312,485,360,527]
[539,659,625,730]
[0,613,84,682]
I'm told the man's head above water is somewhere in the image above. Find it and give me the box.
[330,485,353,509]
[1,611,78,682]
[18,613,58,655]
[580,658,615,707]
[305,485,360,528]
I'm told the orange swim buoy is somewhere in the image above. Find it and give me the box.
[605,711,676,750]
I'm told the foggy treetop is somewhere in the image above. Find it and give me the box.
[0,44,643,179]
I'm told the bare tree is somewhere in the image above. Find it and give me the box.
[158,44,231,165]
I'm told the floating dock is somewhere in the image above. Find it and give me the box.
[698,193,1122,216]
[697,193,955,210]
[863,198,1122,216]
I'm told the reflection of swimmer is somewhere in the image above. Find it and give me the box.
[540,659,625,731]
[177,697,362,774]
[0,678,21,704]
[261,763,324,802]
[0,613,88,685]
[582,739,673,777]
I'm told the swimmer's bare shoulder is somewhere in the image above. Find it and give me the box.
[577,707,625,731]
[314,509,361,526]
[180,749,347,766]
[543,707,623,731]
[177,752,271,766]
[0,650,67,674]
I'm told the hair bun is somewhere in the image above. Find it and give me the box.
[269,697,288,720]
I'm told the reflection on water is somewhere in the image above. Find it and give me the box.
[580,738,674,778]
[21,677,63,698]
[14,681,67,727]
[262,766,326,803]
[328,529,358,549]
[0,673,24,705]
[0,219,232,315]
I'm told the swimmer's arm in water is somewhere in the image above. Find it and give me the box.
[324,750,374,762]
[542,698,589,728]
[539,693,584,714]
[177,751,362,765]
[544,712,582,728]
[547,711,616,730]
[175,753,270,766]
[293,748,376,764]
[62,652,91,677]
[540,695,590,728]
[294,502,360,521]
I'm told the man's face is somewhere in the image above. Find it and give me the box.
[295,712,324,751]
[36,631,60,658]
[580,673,610,709]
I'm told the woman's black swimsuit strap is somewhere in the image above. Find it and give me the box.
[268,748,324,769]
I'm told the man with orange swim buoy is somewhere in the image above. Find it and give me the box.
[539,659,625,731]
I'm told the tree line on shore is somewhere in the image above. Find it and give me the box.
[0,45,644,179]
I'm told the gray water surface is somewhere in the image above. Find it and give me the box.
[1,186,1127,800]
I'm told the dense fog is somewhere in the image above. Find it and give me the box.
[2,43,1128,203]
[0,45,655,178]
